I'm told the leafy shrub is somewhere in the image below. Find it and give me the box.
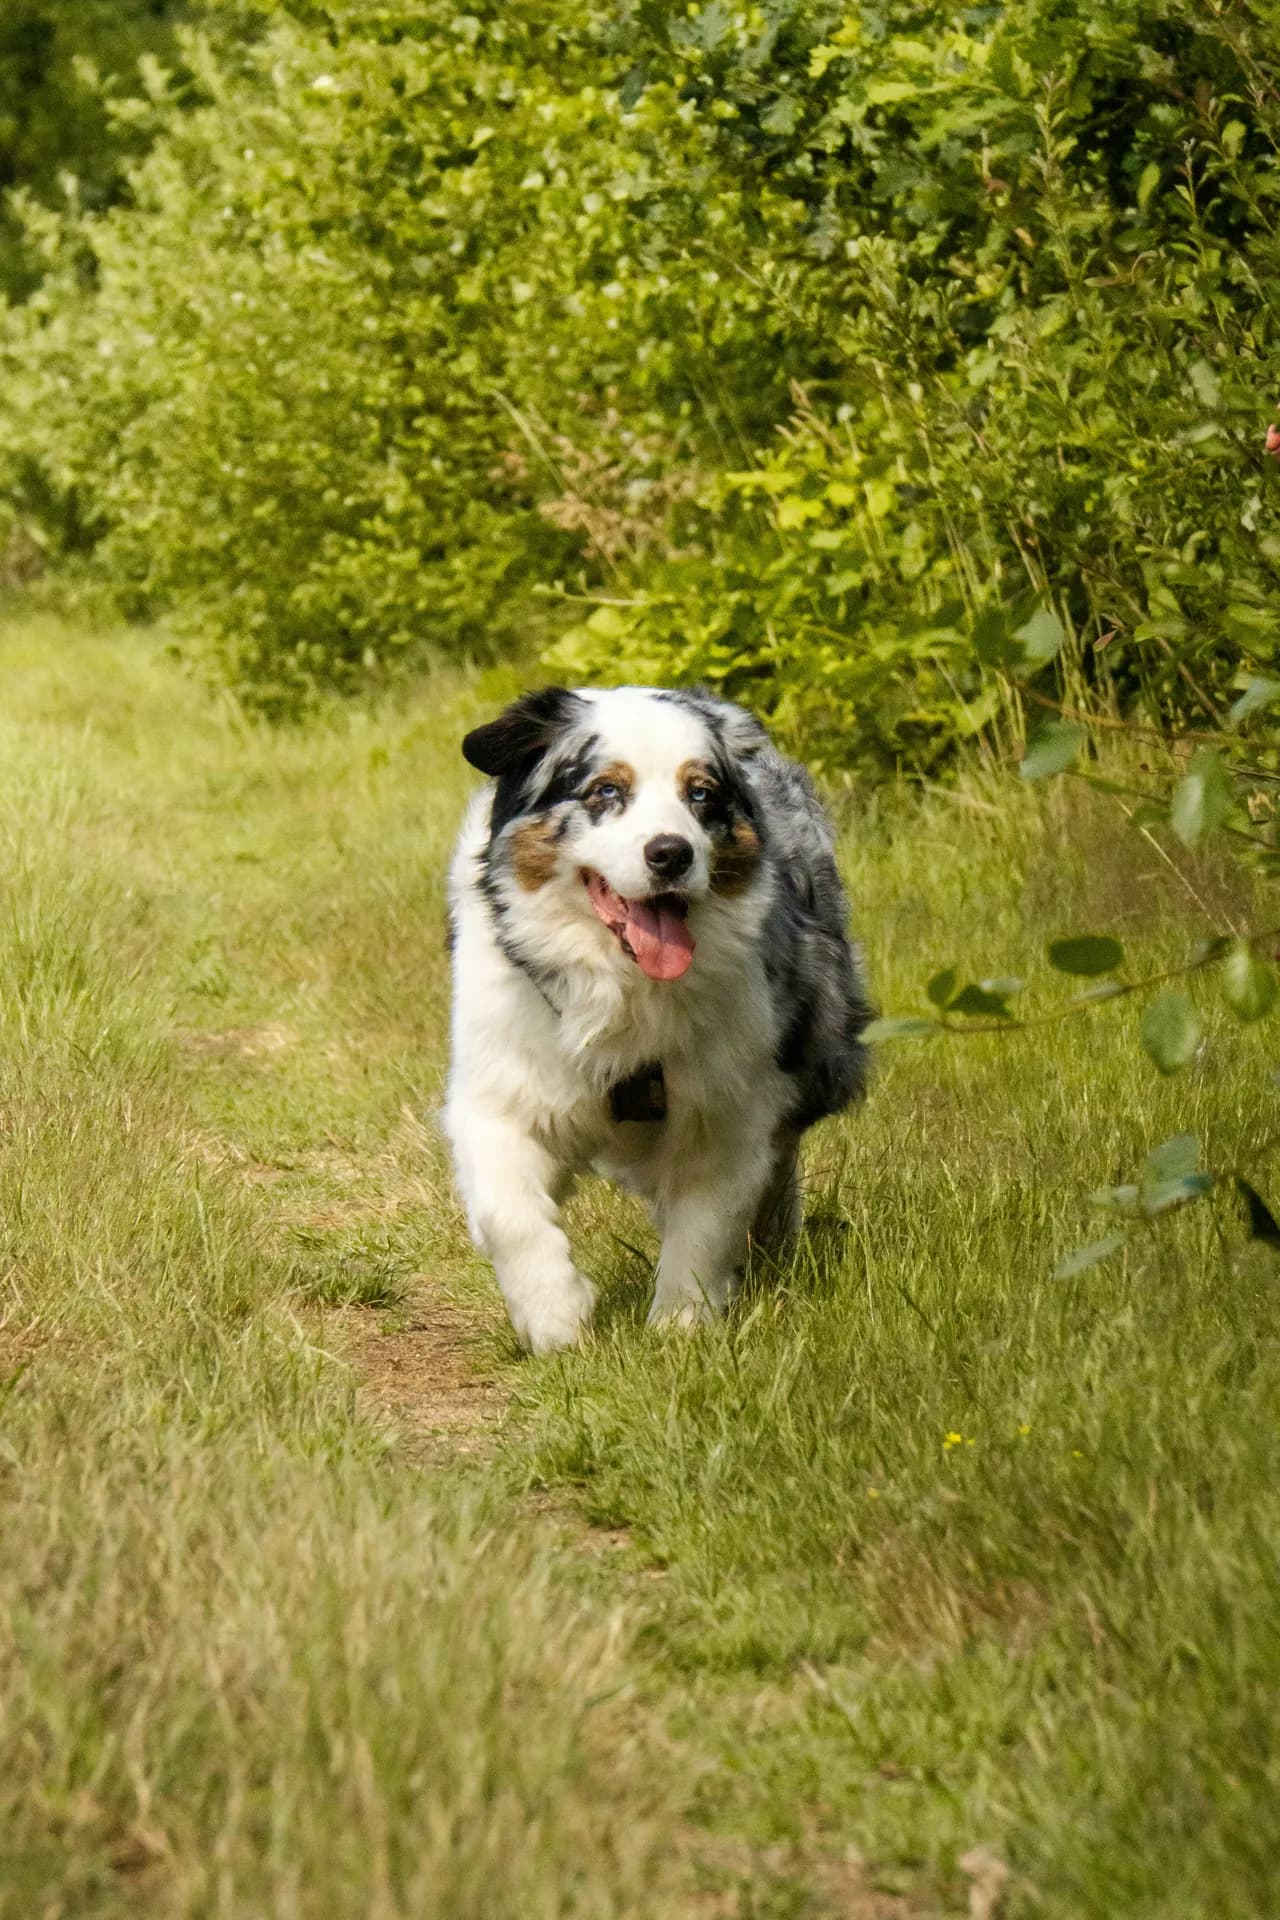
[3,13,588,700]
[3,0,1280,747]
[553,0,1280,767]
[0,1,189,299]
[0,4,787,703]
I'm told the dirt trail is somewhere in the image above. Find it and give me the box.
[186,1085,510,1460]
[330,1280,507,1462]
[202,1105,928,1920]
[298,1211,929,1918]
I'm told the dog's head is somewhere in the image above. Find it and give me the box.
[462,686,769,982]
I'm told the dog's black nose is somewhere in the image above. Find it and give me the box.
[644,833,693,880]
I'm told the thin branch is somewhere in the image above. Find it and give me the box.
[1021,686,1251,750]
[924,924,1280,1036]
[531,586,678,608]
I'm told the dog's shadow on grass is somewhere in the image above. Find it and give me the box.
[741,1207,853,1308]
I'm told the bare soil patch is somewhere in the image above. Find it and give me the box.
[174,1022,300,1060]
[688,1832,932,1918]
[330,1278,507,1461]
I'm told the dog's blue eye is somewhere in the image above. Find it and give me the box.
[688,784,712,805]
[593,782,619,802]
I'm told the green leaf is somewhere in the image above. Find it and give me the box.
[1140,990,1202,1074]
[584,604,630,640]
[1013,608,1066,669]
[1229,678,1280,726]
[775,494,823,529]
[1048,935,1123,977]
[1142,1132,1200,1187]
[1137,160,1161,209]
[1088,1138,1212,1224]
[927,966,958,1008]
[863,1016,938,1043]
[948,984,1014,1019]
[955,689,1002,738]
[1141,1172,1213,1217]
[1170,749,1234,848]
[971,608,1012,668]
[619,62,648,109]
[760,92,800,134]
[1054,1233,1124,1280]
[1139,1133,1210,1217]
[1188,358,1221,410]
[1020,722,1085,780]
[1222,943,1278,1023]
[1237,1178,1280,1248]
[688,0,732,50]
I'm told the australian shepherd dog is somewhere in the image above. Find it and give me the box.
[444,686,872,1352]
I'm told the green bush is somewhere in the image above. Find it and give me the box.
[552,0,1280,768]
[3,0,1279,746]
[2,13,589,699]
[0,4,786,702]
[0,1,191,299]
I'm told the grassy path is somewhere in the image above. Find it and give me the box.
[2,620,1278,1918]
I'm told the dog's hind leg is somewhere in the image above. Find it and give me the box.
[750,1129,803,1256]
[447,1108,594,1355]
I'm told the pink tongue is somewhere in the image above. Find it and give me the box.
[625,899,695,982]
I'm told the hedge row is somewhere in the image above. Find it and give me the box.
[2,1,1278,757]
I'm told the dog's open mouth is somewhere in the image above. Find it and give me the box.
[583,871,695,982]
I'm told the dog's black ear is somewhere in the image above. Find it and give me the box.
[462,688,583,779]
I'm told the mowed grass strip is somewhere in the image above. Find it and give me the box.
[3,619,1278,1918]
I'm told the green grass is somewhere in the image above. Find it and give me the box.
[2,615,1277,1917]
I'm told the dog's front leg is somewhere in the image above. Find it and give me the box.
[448,1108,593,1354]
[648,1130,777,1327]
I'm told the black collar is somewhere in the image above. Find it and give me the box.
[609,1062,666,1123]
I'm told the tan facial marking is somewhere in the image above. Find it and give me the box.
[678,759,720,804]
[591,761,634,796]
[510,817,561,890]
[711,818,762,896]
[584,761,635,817]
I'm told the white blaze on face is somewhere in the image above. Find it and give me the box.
[573,690,713,899]
[563,689,717,984]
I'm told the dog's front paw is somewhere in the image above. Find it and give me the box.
[514,1269,596,1355]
